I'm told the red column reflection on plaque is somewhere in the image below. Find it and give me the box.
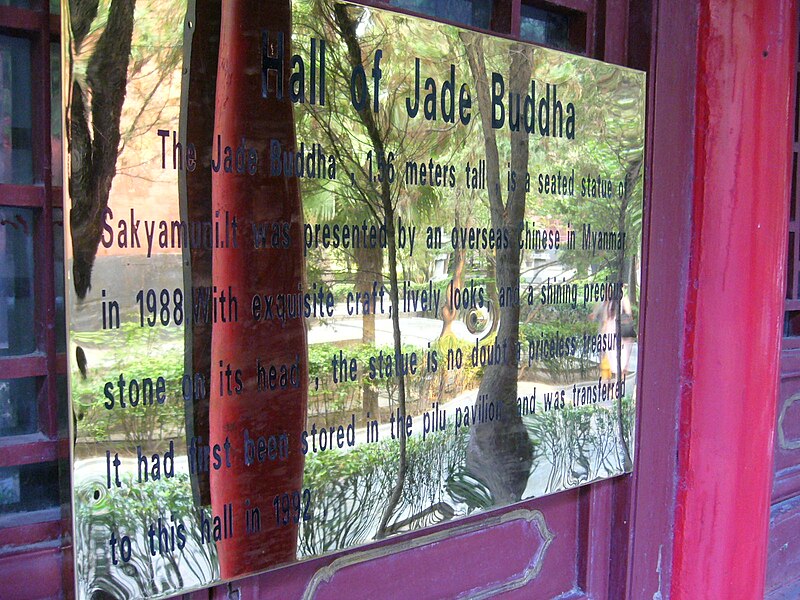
[209,0,307,578]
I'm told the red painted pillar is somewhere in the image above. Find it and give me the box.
[671,0,797,598]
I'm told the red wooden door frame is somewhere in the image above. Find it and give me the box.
[5,0,797,597]
[628,0,798,598]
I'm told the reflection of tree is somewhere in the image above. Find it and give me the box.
[297,2,458,423]
[440,189,469,336]
[74,475,217,599]
[290,0,643,558]
[612,158,641,470]
[297,1,464,537]
[591,403,631,474]
[514,60,644,470]
[329,4,410,538]
[534,407,591,492]
[537,70,643,468]
[461,34,535,503]
[300,430,466,556]
[71,324,185,445]
[117,3,183,161]
[526,403,628,494]
[69,0,136,298]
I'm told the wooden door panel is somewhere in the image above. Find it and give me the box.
[773,350,800,503]
[201,492,589,599]
[767,495,800,595]
[769,350,800,593]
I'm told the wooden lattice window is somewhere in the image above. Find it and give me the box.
[785,12,800,344]
[0,0,66,552]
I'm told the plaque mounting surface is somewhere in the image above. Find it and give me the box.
[63,1,645,597]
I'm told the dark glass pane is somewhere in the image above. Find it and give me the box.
[0,462,59,514]
[393,0,493,29]
[0,206,36,355]
[53,208,65,352]
[50,43,62,186]
[0,0,33,7]
[0,377,39,436]
[521,5,572,51]
[788,232,795,300]
[56,374,67,435]
[786,310,800,336]
[0,36,33,184]
[50,0,60,14]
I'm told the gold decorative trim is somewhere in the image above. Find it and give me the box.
[302,509,554,600]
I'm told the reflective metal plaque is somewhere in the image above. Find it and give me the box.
[63,0,644,597]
